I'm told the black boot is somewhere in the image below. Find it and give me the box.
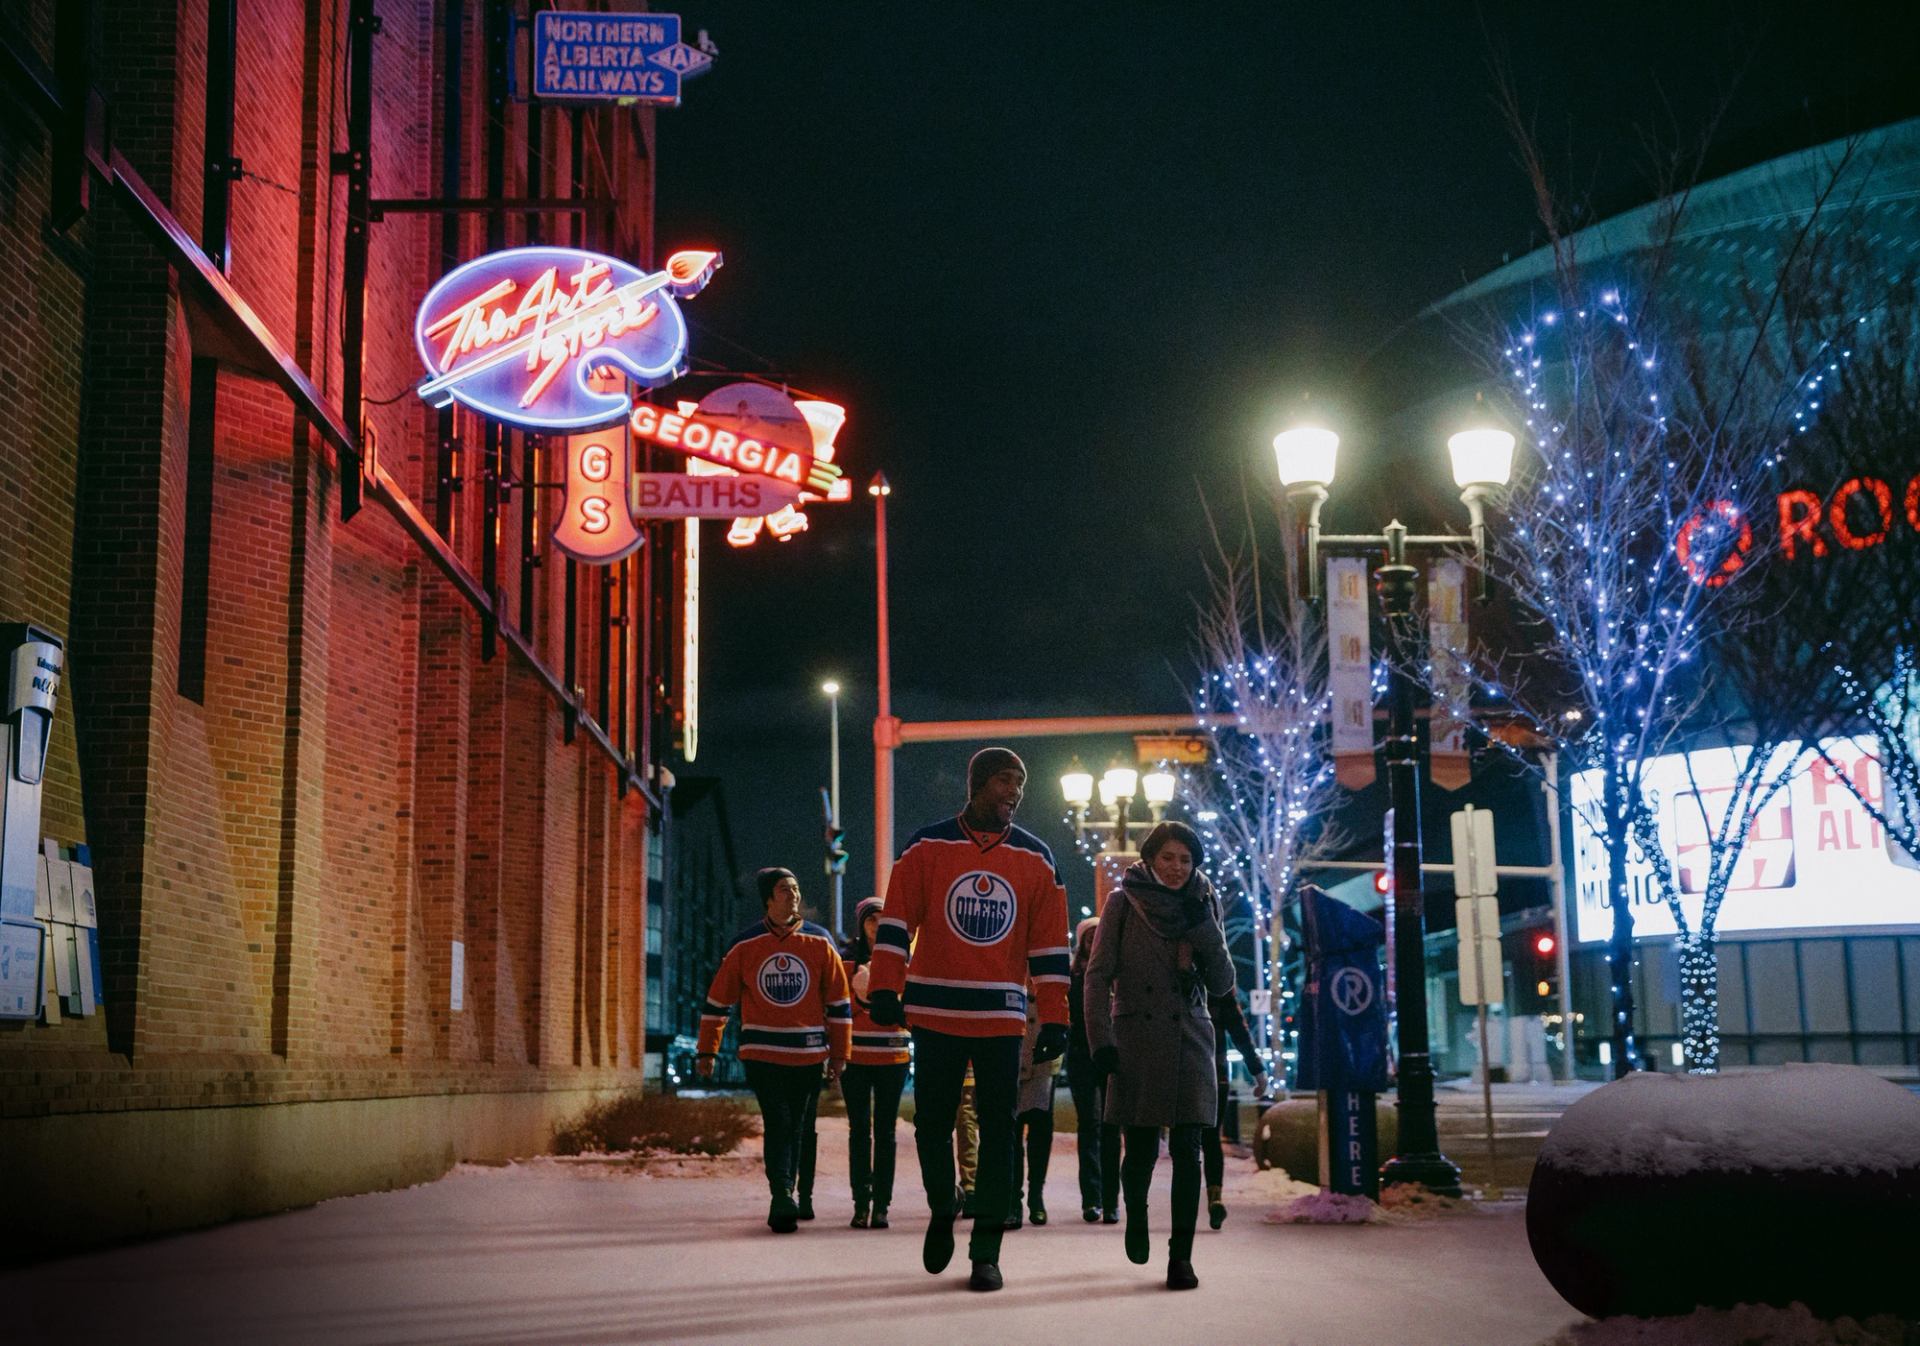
[1208,1183,1227,1230]
[1167,1228,1198,1289]
[797,1190,815,1221]
[768,1193,799,1234]
[968,1261,1003,1292]
[850,1201,870,1229]
[923,1210,956,1273]
[870,1204,890,1229]
[1124,1206,1150,1265]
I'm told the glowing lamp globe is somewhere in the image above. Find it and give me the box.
[1060,768,1094,808]
[1097,778,1119,809]
[1272,426,1339,488]
[1447,428,1515,489]
[1102,766,1139,801]
[821,680,840,697]
[1142,769,1177,806]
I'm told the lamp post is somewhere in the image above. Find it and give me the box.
[1272,421,1515,1197]
[1060,756,1178,854]
[869,473,895,900]
[822,679,844,934]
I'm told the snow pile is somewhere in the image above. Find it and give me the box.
[1538,1301,1910,1345]
[1539,1064,1920,1178]
[1379,1182,1472,1218]
[1238,1165,1319,1203]
[1265,1191,1383,1225]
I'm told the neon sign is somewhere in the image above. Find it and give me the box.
[1677,473,1920,584]
[552,435,645,563]
[629,394,841,491]
[415,246,719,431]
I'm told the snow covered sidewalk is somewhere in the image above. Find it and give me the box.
[7,1115,1580,1345]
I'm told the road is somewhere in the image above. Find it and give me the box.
[8,1114,1581,1346]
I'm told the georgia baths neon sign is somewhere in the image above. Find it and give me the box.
[414,246,720,431]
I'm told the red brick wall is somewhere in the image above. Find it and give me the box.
[0,0,662,1125]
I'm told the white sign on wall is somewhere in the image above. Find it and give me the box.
[1571,738,1920,943]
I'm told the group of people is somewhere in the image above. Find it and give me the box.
[696,747,1270,1293]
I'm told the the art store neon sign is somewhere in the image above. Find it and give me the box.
[414,246,720,431]
[1676,472,1920,585]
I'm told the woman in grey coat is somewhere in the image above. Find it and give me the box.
[1083,820,1234,1291]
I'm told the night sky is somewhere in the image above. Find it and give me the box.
[653,1,1914,929]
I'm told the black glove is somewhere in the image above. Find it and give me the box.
[1092,1044,1119,1079]
[868,988,905,1027]
[1032,1023,1068,1063]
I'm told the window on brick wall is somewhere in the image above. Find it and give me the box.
[647,897,663,957]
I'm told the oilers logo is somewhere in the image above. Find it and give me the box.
[945,871,1017,946]
[757,953,810,1006]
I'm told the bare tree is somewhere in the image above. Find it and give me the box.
[1183,491,1345,1061]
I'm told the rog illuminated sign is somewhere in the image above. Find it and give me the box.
[414,246,719,431]
[1675,472,1920,585]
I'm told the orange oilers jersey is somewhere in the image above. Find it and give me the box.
[869,816,1071,1038]
[698,918,851,1066]
[847,960,913,1066]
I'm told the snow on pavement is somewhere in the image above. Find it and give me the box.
[8,1116,1580,1345]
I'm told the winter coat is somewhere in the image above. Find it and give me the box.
[1067,915,1100,1084]
[1082,863,1234,1127]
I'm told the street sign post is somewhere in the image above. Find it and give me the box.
[531,12,714,105]
[1452,804,1501,1179]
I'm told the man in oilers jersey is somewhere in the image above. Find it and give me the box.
[868,748,1071,1291]
[697,867,851,1233]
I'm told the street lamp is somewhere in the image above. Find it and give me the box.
[822,679,845,934]
[1141,767,1177,818]
[1063,757,1175,855]
[1273,419,1515,1198]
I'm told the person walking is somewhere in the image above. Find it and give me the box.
[841,897,912,1229]
[1083,821,1234,1290]
[1202,984,1272,1229]
[697,868,850,1233]
[867,747,1070,1292]
[1066,915,1121,1224]
[1006,979,1061,1229]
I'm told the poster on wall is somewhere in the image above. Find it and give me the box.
[1570,737,1920,942]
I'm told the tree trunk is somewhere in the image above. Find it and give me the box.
[1602,767,1642,1078]
[1677,931,1720,1074]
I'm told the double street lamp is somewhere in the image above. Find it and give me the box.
[1061,757,1177,855]
[1273,421,1514,1198]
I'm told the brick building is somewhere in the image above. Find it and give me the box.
[1,2,690,1254]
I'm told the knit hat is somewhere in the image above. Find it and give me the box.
[853,896,884,928]
[966,746,1027,798]
[756,866,798,905]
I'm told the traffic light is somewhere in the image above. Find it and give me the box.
[1514,924,1560,1012]
[824,825,849,875]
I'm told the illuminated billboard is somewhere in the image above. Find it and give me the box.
[1571,738,1920,942]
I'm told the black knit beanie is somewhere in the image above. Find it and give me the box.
[966,746,1026,798]
[757,866,798,905]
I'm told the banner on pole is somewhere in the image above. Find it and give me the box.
[1429,558,1471,790]
[1327,557,1375,789]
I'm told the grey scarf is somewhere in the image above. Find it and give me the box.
[1119,861,1217,939]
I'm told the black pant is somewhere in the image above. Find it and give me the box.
[909,1027,1021,1263]
[843,1061,909,1208]
[1201,1074,1231,1190]
[1009,1105,1053,1212]
[1122,1123,1204,1261]
[1067,1061,1121,1212]
[743,1059,823,1201]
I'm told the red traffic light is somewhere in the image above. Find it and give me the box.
[1373,870,1391,894]
[1534,933,1556,956]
